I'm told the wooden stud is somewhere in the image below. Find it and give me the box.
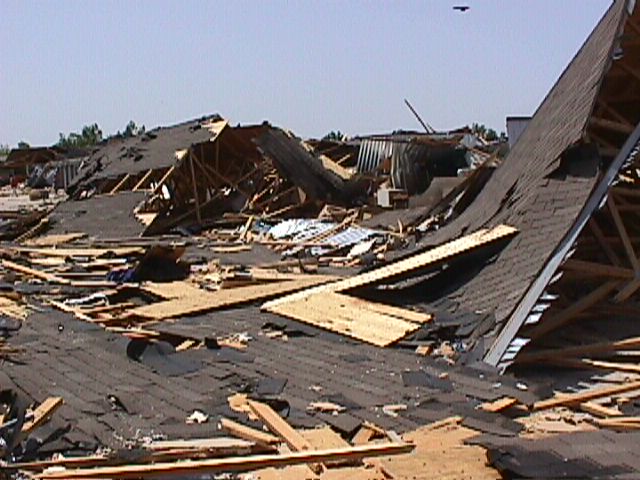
[527,280,620,339]
[589,218,623,266]
[108,174,131,195]
[562,258,634,279]
[188,150,202,225]
[591,116,635,135]
[608,196,640,271]
[132,169,154,191]
[36,442,413,479]
[220,417,280,446]
[534,380,640,411]
[152,166,176,194]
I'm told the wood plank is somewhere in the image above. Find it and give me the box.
[263,224,517,309]
[515,337,640,364]
[146,437,258,451]
[562,258,634,279]
[580,401,622,418]
[23,233,87,247]
[527,280,620,339]
[220,417,281,446]
[132,169,154,191]
[266,292,423,347]
[534,380,640,411]
[595,416,640,430]
[13,246,145,257]
[140,281,204,300]
[589,218,623,266]
[1,259,70,284]
[591,116,635,135]
[129,276,336,320]
[19,397,63,441]
[109,174,131,195]
[480,397,519,412]
[189,151,202,224]
[247,400,313,453]
[37,443,413,479]
[608,196,640,271]
[152,166,176,194]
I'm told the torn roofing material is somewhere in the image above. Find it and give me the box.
[402,0,630,364]
[68,114,223,192]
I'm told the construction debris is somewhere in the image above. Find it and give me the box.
[2,2,640,478]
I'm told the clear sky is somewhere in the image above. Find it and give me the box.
[1,0,612,147]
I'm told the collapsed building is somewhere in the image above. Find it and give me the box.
[1,1,640,479]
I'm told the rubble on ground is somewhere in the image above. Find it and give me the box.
[2,2,640,478]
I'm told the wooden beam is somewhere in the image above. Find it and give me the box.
[36,442,414,479]
[1,259,70,285]
[608,195,640,272]
[188,151,202,225]
[580,401,622,418]
[617,60,640,86]
[562,258,634,279]
[589,218,623,266]
[18,397,63,442]
[220,418,280,446]
[527,280,620,339]
[534,380,640,411]
[591,116,635,135]
[263,224,518,309]
[515,336,640,364]
[597,100,633,126]
[108,174,131,195]
[132,169,154,191]
[152,166,176,194]
[247,401,313,453]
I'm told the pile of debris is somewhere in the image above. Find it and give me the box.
[2,1,640,478]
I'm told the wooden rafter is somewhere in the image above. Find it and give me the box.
[562,258,634,279]
[152,166,176,194]
[527,280,620,340]
[607,196,640,271]
[108,174,131,195]
[188,151,202,225]
[591,116,635,135]
[589,218,623,266]
[132,169,154,191]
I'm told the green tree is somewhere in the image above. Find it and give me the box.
[17,141,30,149]
[57,123,103,148]
[120,120,145,138]
[322,130,346,141]
[0,144,10,156]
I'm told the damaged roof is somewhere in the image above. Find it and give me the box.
[407,0,631,364]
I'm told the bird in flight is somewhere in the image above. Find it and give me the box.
[453,5,470,12]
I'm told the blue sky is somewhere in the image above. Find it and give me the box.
[1,0,612,146]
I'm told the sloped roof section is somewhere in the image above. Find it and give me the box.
[68,114,223,190]
[412,1,629,357]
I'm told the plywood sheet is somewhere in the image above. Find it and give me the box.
[266,292,423,347]
[128,276,336,320]
[263,225,517,309]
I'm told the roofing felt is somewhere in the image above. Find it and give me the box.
[73,114,222,184]
[2,304,540,452]
[405,0,628,358]
[46,191,148,238]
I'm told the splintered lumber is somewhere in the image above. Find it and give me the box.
[1,260,70,284]
[12,246,145,257]
[480,397,519,412]
[220,417,281,446]
[18,397,63,442]
[146,437,261,453]
[580,401,622,418]
[36,443,413,479]
[128,275,336,320]
[266,292,427,347]
[140,281,206,300]
[23,232,87,247]
[515,336,640,364]
[534,380,640,411]
[263,224,518,309]
[247,400,313,452]
[595,416,640,430]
